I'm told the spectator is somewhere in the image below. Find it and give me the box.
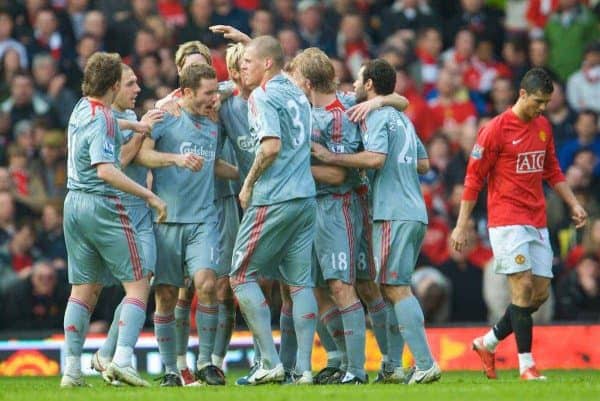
[544,0,599,82]
[157,0,187,29]
[444,0,504,55]
[106,0,156,57]
[1,71,58,134]
[137,52,165,104]
[414,27,443,96]
[463,37,512,95]
[441,28,475,72]
[566,41,600,113]
[212,0,251,35]
[528,37,559,79]
[412,266,451,324]
[0,47,23,101]
[337,13,371,79]
[0,9,29,69]
[566,217,600,269]
[177,0,222,47]
[296,0,336,57]
[526,0,561,39]
[82,10,107,49]
[0,189,16,245]
[439,223,487,323]
[64,33,98,96]
[379,0,440,42]
[444,120,478,190]
[26,7,75,69]
[7,144,47,214]
[502,37,529,86]
[0,219,40,295]
[36,201,66,262]
[65,0,90,41]
[249,8,274,37]
[37,130,67,201]
[0,259,68,330]
[271,0,297,31]
[427,67,478,142]
[556,254,600,321]
[395,67,435,141]
[547,80,578,148]
[558,110,600,172]
[277,27,301,63]
[31,53,77,127]
[488,76,516,117]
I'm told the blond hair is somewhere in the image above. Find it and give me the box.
[226,43,245,72]
[175,41,212,70]
[290,47,336,93]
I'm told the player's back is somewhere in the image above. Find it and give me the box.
[151,110,219,223]
[219,94,254,181]
[67,97,121,196]
[365,106,427,224]
[113,108,148,207]
[248,74,316,205]
[311,91,363,195]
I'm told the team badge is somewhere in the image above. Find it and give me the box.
[471,144,484,160]
[539,130,547,142]
[515,254,526,265]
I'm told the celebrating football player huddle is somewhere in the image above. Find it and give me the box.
[60,23,586,388]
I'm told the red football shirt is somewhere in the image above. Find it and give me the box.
[463,109,565,228]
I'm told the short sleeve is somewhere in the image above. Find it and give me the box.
[89,114,117,165]
[150,113,174,142]
[364,110,388,154]
[417,137,428,159]
[250,90,281,141]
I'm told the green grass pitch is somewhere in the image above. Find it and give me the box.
[1,370,599,401]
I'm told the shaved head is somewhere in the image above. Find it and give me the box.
[247,35,284,69]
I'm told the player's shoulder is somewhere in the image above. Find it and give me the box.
[337,91,357,108]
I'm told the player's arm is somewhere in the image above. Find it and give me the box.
[209,25,251,44]
[96,163,166,222]
[215,158,239,180]
[311,165,346,185]
[450,123,499,251]
[312,146,386,169]
[347,93,409,122]
[416,136,429,174]
[239,137,280,208]
[120,132,145,167]
[135,137,203,171]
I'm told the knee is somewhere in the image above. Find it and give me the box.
[216,278,233,303]
[155,285,178,311]
[356,280,377,303]
[329,281,355,302]
[531,291,549,310]
[196,275,217,296]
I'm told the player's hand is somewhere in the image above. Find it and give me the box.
[148,195,167,223]
[239,184,252,210]
[139,109,165,135]
[571,203,588,229]
[176,153,204,171]
[311,142,332,163]
[209,25,251,44]
[450,226,468,253]
[159,99,181,116]
[347,97,382,122]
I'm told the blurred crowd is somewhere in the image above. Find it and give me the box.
[1,0,600,333]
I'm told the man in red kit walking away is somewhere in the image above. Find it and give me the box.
[450,68,588,381]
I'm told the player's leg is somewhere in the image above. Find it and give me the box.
[279,198,318,384]
[153,223,186,386]
[279,281,297,377]
[230,204,285,384]
[377,221,440,385]
[356,279,389,365]
[94,196,153,387]
[314,286,345,381]
[187,220,224,385]
[174,286,194,383]
[213,195,239,369]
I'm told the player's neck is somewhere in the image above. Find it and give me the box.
[87,94,112,108]
[260,69,280,87]
[511,102,532,123]
[111,103,126,113]
[311,91,336,108]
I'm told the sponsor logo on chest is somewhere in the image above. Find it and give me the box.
[516,151,545,174]
[180,141,215,160]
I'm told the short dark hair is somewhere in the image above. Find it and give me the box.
[81,52,122,97]
[520,67,553,95]
[578,109,598,124]
[361,59,396,95]
[180,63,216,91]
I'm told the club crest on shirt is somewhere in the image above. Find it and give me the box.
[515,254,526,265]
[539,130,547,142]
[236,135,255,152]
[471,144,484,159]
[330,144,345,153]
